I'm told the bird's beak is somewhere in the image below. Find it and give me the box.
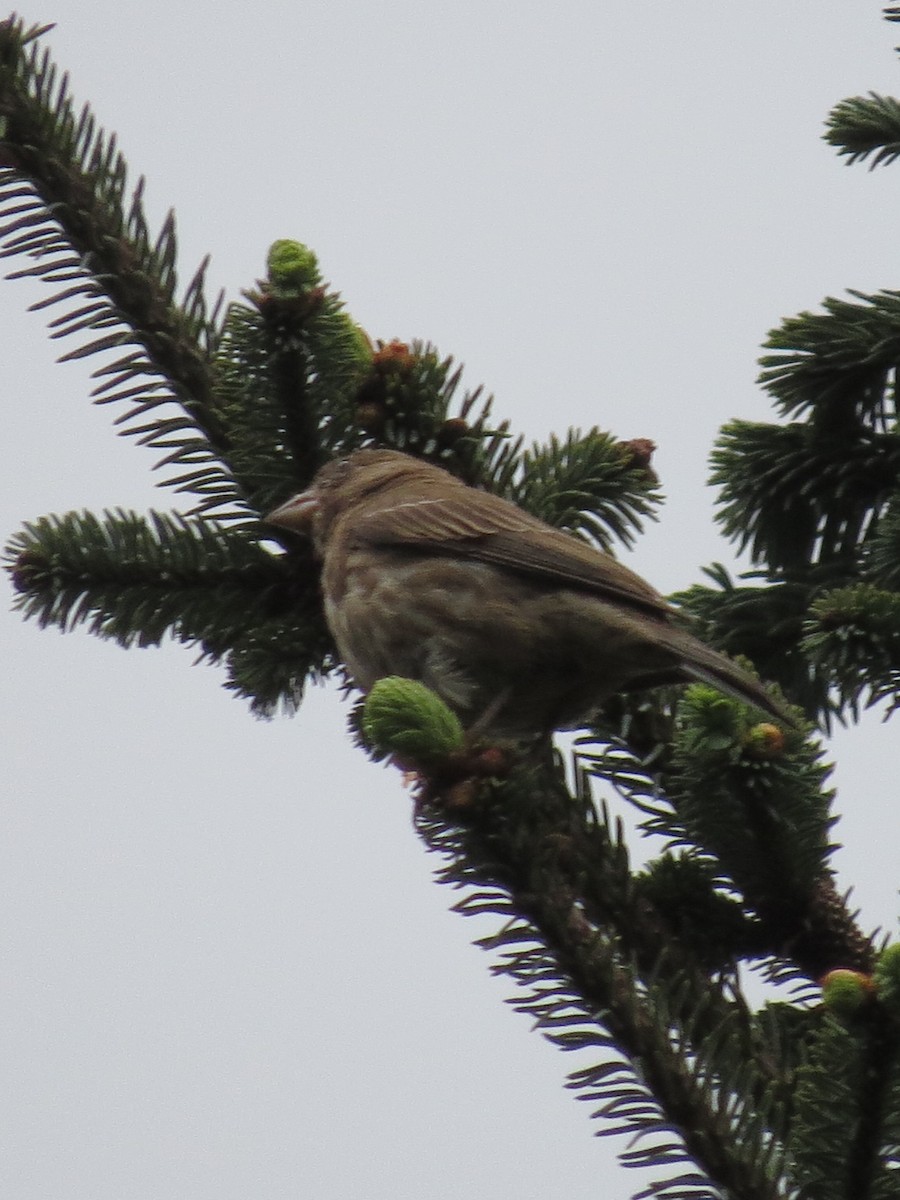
[265,489,319,534]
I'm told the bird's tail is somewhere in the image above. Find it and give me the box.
[670,630,796,727]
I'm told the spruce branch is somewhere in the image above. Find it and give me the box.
[788,1011,900,1199]
[803,584,900,716]
[0,15,232,505]
[512,429,661,553]
[757,289,900,427]
[583,692,870,981]
[4,508,333,713]
[825,93,900,169]
[711,419,899,571]
[417,755,789,1199]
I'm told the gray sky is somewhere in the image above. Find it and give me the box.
[2,5,899,1198]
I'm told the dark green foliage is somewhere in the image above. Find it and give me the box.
[866,497,900,588]
[757,289,900,426]
[7,508,281,648]
[712,419,900,570]
[672,687,834,898]
[705,279,900,726]
[825,93,900,168]
[512,429,660,552]
[419,753,791,1199]
[4,11,900,1200]
[0,17,230,502]
[803,584,900,715]
[4,507,332,714]
[633,854,756,972]
[789,1013,900,1199]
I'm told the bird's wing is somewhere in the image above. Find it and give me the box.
[354,490,671,619]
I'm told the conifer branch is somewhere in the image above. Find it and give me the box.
[825,93,900,169]
[513,429,660,552]
[0,14,232,497]
[4,508,333,713]
[419,756,789,1199]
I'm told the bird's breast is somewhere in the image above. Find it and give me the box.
[321,545,672,735]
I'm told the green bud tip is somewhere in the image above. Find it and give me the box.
[361,677,465,767]
[821,968,873,1015]
[266,240,321,293]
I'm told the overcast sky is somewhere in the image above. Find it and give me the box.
[3,5,899,1199]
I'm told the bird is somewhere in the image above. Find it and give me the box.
[266,448,791,738]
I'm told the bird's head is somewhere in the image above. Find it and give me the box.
[265,449,443,548]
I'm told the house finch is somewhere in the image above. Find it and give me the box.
[267,449,789,737]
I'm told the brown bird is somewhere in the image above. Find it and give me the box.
[267,448,790,738]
